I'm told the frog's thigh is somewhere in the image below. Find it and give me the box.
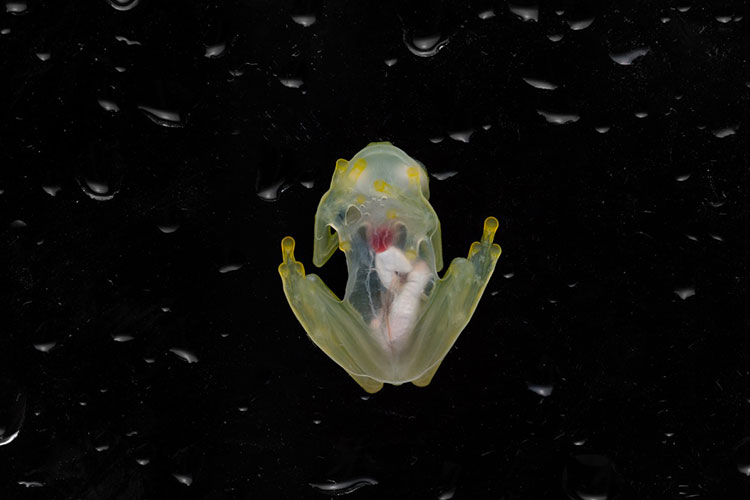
[412,362,442,388]
[279,237,384,393]
[409,218,501,387]
[351,374,384,394]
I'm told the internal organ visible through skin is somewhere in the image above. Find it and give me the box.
[370,226,431,347]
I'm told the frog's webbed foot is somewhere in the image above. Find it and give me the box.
[278,236,385,393]
[407,217,502,388]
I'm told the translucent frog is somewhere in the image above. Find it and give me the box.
[278,142,501,393]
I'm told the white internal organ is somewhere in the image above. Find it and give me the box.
[372,247,431,347]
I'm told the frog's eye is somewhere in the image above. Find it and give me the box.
[345,206,362,225]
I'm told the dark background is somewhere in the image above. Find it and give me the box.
[2,0,750,498]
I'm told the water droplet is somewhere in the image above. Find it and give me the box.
[609,47,650,65]
[522,77,557,90]
[137,106,183,128]
[0,379,26,447]
[563,454,620,500]
[547,33,564,42]
[428,137,444,144]
[715,15,732,23]
[634,111,648,118]
[448,130,474,143]
[173,474,193,486]
[660,16,671,23]
[709,234,723,242]
[503,272,514,278]
[482,124,491,130]
[204,43,225,58]
[674,287,695,300]
[18,481,43,488]
[95,444,110,452]
[36,52,50,61]
[97,99,120,113]
[136,458,150,466]
[78,178,116,201]
[735,437,750,476]
[675,173,690,182]
[279,78,303,89]
[712,126,737,138]
[595,126,610,134]
[33,342,57,353]
[676,5,691,13]
[404,33,450,57]
[218,263,244,273]
[312,419,322,425]
[158,224,179,234]
[431,171,458,181]
[169,348,198,364]
[527,383,553,397]
[107,0,139,12]
[566,17,595,30]
[438,488,456,500]
[5,2,26,14]
[10,219,27,228]
[508,4,538,22]
[384,58,398,67]
[1,28,10,34]
[537,110,580,124]
[114,35,141,46]
[256,178,284,201]
[309,477,378,495]
[115,66,126,72]
[478,9,495,20]
[42,185,61,196]
[291,14,316,27]
[112,335,134,342]
[76,142,124,201]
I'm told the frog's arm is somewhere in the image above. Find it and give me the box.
[404,217,502,387]
[278,236,386,393]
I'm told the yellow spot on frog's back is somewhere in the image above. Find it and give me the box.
[356,194,366,205]
[405,249,417,261]
[406,166,421,186]
[373,179,388,192]
[335,159,348,172]
[339,241,351,252]
[348,158,367,181]
[386,209,397,219]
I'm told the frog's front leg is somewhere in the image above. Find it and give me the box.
[278,236,386,393]
[406,217,502,387]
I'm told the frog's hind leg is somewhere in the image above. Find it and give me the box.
[278,236,388,393]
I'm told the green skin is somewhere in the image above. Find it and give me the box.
[279,143,501,393]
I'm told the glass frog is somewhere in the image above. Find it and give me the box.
[278,142,501,393]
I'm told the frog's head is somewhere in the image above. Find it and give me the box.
[313,143,441,271]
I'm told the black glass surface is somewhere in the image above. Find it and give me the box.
[2,1,749,498]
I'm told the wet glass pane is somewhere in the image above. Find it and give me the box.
[1,0,748,498]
